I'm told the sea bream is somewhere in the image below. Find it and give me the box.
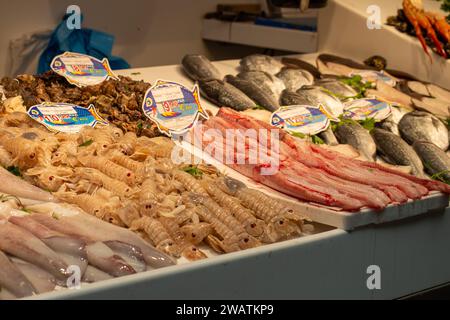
[224,75,280,112]
[198,79,256,111]
[315,79,358,99]
[413,141,450,182]
[398,111,449,150]
[371,128,424,177]
[240,54,284,75]
[334,122,377,161]
[237,71,286,99]
[181,54,221,81]
[276,68,314,91]
[296,86,344,120]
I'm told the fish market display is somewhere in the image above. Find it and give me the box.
[224,75,280,111]
[413,141,450,182]
[240,54,284,74]
[196,107,450,211]
[334,122,377,161]
[398,111,448,150]
[371,128,425,177]
[198,79,257,111]
[181,54,222,81]
[387,0,449,59]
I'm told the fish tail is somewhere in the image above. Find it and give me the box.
[102,58,118,79]
[87,104,108,125]
[193,84,209,119]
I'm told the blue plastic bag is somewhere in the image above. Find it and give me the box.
[38,14,130,74]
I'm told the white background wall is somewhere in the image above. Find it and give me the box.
[0,0,263,76]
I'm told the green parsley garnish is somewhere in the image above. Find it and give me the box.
[182,166,203,178]
[78,139,94,147]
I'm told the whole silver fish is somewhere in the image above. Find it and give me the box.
[335,122,376,161]
[296,86,344,118]
[237,70,286,99]
[224,75,280,112]
[318,126,339,146]
[315,79,357,99]
[240,54,284,75]
[280,90,313,106]
[371,128,424,176]
[378,106,408,136]
[276,68,313,91]
[413,141,450,182]
[181,54,221,81]
[199,79,256,111]
[398,111,449,150]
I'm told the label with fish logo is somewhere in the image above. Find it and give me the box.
[271,105,330,135]
[343,98,392,121]
[349,70,396,87]
[142,80,208,136]
[27,102,108,133]
[51,52,118,87]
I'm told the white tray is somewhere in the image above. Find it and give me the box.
[180,141,450,230]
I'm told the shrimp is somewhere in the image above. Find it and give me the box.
[74,167,135,198]
[52,141,79,167]
[78,155,135,186]
[158,216,207,261]
[0,112,37,128]
[78,126,116,154]
[194,205,243,253]
[1,133,41,168]
[172,169,207,194]
[25,166,73,192]
[139,177,160,216]
[180,222,213,245]
[131,216,180,257]
[204,181,265,237]
[108,150,144,173]
[219,176,303,242]
[0,145,13,167]
[115,131,137,155]
[116,201,141,228]
[189,193,260,249]
[54,190,122,225]
[136,136,174,159]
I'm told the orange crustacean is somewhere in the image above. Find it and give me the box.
[402,0,449,60]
